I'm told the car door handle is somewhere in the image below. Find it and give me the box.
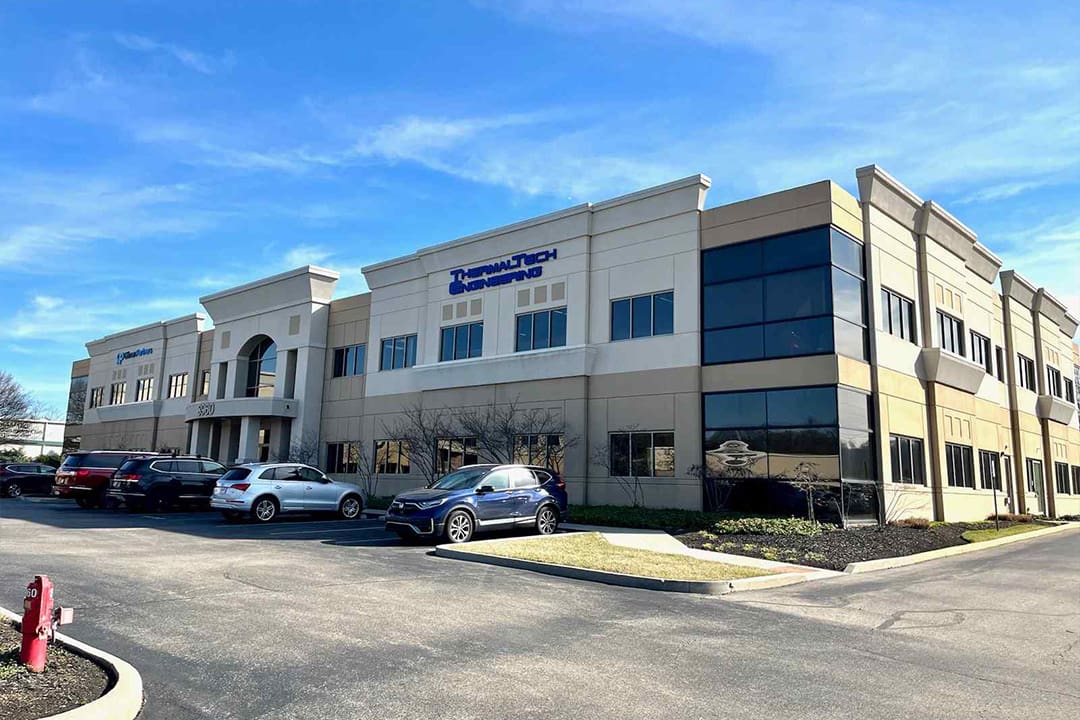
[274,485,283,489]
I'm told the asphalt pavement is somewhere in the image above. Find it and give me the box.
[1,497,1077,720]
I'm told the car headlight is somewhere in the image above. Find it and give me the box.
[417,498,448,509]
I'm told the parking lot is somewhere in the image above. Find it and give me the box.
[1,497,1078,720]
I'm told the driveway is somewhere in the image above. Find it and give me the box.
[1,498,1077,719]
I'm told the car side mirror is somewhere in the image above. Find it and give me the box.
[476,485,494,494]
[321,477,332,484]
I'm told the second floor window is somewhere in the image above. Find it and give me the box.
[944,442,974,488]
[995,346,1005,382]
[516,308,567,352]
[937,311,964,356]
[970,332,991,374]
[200,370,211,396]
[109,382,126,405]
[1046,366,1062,398]
[246,338,277,398]
[135,377,155,402]
[89,387,104,408]
[439,323,483,362]
[380,335,417,371]
[611,291,674,341]
[880,288,916,342]
[1065,378,1076,403]
[332,344,366,378]
[1017,354,1036,391]
[167,373,188,399]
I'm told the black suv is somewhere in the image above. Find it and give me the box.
[106,456,227,511]
[1,463,57,498]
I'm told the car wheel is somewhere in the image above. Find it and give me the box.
[75,495,93,509]
[443,510,474,544]
[339,495,363,520]
[251,496,278,523]
[4,482,22,499]
[535,505,559,536]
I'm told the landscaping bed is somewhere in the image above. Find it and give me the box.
[677,519,1051,571]
[0,621,110,720]
[569,504,753,532]
[459,532,772,581]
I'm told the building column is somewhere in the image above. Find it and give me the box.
[236,416,261,464]
[192,421,212,457]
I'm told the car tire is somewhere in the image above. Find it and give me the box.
[251,496,279,523]
[339,495,363,520]
[4,482,22,499]
[535,504,559,536]
[443,509,474,544]
[75,495,94,509]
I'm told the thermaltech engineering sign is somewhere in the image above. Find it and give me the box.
[116,347,153,365]
[448,248,557,295]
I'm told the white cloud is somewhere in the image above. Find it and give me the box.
[283,244,333,268]
[113,33,230,75]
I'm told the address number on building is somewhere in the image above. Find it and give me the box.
[195,403,216,418]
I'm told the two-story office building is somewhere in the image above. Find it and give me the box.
[65,166,1080,523]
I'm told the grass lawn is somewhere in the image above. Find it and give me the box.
[962,523,1048,543]
[460,532,772,581]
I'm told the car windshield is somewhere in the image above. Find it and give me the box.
[430,467,490,491]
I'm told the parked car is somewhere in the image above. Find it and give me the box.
[210,463,367,523]
[0,463,57,498]
[385,464,569,543]
[54,451,158,508]
[106,456,227,511]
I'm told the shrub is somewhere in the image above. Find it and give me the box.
[570,505,755,532]
[988,513,1032,523]
[889,517,930,529]
[710,516,837,537]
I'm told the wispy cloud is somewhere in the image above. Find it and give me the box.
[283,244,333,267]
[113,33,232,75]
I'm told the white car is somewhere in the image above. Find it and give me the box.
[210,462,366,523]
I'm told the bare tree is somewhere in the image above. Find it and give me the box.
[378,399,453,487]
[457,396,578,469]
[345,442,379,498]
[277,431,321,466]
[0,371,41,443]
[781,461,823,526]
[591,425,646,507]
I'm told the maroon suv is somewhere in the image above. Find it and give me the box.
[54,451,157,508]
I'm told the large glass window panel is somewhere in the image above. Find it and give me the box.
[469,323,483,358]
[833,317,868,360]
[767,427,840,480]
[609,433,630,476]
[550,307,567,348]
[763,227,830,273]
[454,325,469,360]
[404,335,416,368]
[704,429,768,478]
[704,326,764,364]
[840,429,874,481]
[333,348,346,377]
[611,299,631,341]
[763,316,833,358]
[702,241,763,284]
[631,295,653,338]
[703,278,762,329]
[533,311,550,349]
[381,339,394,370]
[630,433,653,476]
[516,314,532,352]
[653,292,674,335]
[704,391,767,429]
[393,337,406,369]
[831,268,865,325]
[837,388,872,430]
[830,228,864,277]
[767,386,837,427]
[765,267,831,321]
[653,432,675,477]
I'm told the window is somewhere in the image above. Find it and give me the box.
[944,443,975,488]
[380,334,417,371]
[880,288,916,343]
[512,434,565,474]
[610,291,674,341]
[1073,466,1080,495]
[889,435,925,485]
[994,346,1005,382]
[1054,462,1070,494]
[608,431,674,477]
[978,450,1001,491]
[516,308,567,352]
[200,370,211,396]
[436,437,479,475]
[332,344,366,378]
[326,442,362,474]
[167,373,188,399]
[89,387,104,409]
[970,332,991,374]
[702,226,868,364]
[1065,378,1075,403]
[135,377,154,402]
[439,323,483,362]
[1046,366,1062,398]
[1017,354,1036,391]
[109,382,126,405]
[937,311,964,356]
[245,338,277,398]
[1025,457,1043,493]
[374,440,410,474]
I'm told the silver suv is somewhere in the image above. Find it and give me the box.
[210,463,366,523]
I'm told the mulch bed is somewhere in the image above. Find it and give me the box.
[676,521,1034,571]
[0,621,110,720]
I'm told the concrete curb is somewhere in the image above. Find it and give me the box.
[1,607,144,720]
[843,522,1080,574]
[434,541,808,595]
[362,508,387,519]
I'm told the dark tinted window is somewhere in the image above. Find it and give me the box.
[704,391,767,428]
[550,307,567,348]
[763,317,832,358]
[763,227,830,273]
[175,460,203,474]
[653,292,674,335]
[220,468,251,482]
[532,311,550,350]
[81,454,133,469]
[703,241,763,283]
[832,268,865,325]
[830,228,864,277]
[766,386,837,427]
[611,298,631,341]
[765,267,831,321]
[631,295,652,338]
[153,461,177,472]
[837,388,872,430]
[116,460,144,474]
[703,326,764,363]
[299,467,324,482]
[200,461,225,474]
[703,279,762,329]
[833,318,868,360]
[840,429,874,481]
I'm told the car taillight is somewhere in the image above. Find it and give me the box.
[556,479,566,489]
[120,473,141,481]
[76,469,91,478]
[230,483,250,492]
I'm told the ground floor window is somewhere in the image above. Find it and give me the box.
[944,443,975,488]
[979,450,1002,491]
[374,440,410,474]
[1072,466,1080,495]
[608,431,674,477]
[436,437,479,475]
[1054,462,1071,495]
[326,442,362,474]
[1025,458,1043,493]
[889,435,925,485]
[513,434,565,474]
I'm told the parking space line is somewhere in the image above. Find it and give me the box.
[267,526,389,536]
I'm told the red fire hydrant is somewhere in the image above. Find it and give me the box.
[21,575,54,672]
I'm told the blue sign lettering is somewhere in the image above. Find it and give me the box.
[116,347,154,365]
[448,248,558,295]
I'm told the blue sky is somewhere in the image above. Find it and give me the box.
[2,0,1078,416]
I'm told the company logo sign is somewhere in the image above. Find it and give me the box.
[448,248,558,295]
[116,347,153,365]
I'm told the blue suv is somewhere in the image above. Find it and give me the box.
[385,464,569,543]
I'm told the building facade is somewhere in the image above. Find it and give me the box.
[1,419,66,458]
[64,167,1080,523]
